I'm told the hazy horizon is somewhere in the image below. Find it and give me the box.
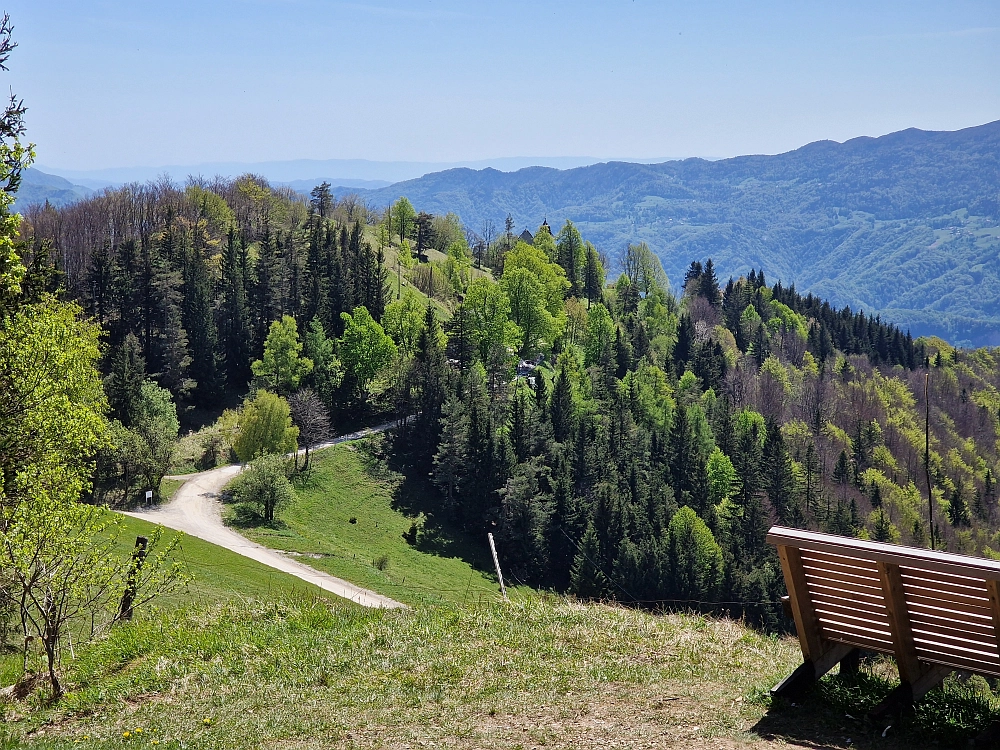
[7,1,998,172]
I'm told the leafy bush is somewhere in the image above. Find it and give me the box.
[228,454,295,524]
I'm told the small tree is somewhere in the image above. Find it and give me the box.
[133,380,180,499]
[3,498,184,699]
[288,388,331,470]
[413,211,435,262]
[251,315,313,394]
[228,454,295,524]
[667,506,723,604]
[232,390,299,463]
[302,316,342,407]
[339,306,397,399]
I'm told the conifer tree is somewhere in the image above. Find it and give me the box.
[569,521,610,599]
[433,395,468,512]
[583,243,604,307]
[546,458,580,588]
[182,237,222,405]
[411,304,449,457]
[673,313,694,371]
[104,333,146,426]
[949,481,971,527]
[218,228,252,388]
[251,221,283,355]
[555,220,584,296]
[763,419,796,524]
[549,363,575,443]
[699,258,722,307]
[732,420,766,561]
[682,260,703,294]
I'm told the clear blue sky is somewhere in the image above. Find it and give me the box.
[7,0,999,170]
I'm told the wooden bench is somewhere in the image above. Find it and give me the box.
[768,525,1000,735]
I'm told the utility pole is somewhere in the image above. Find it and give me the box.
[925,372,935,550]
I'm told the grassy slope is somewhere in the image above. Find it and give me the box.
[9,598,802,749]
[0,515,328,695]
[233,442,506,607]
[11,596,1000,749]
[114,515,328,609]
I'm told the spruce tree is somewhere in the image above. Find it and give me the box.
[252,221,283,355]
[699,258,722,307]
[411,304,450,458]
[549,363,575,443]
[673,314,694,371]
[732,420,766,561]
[104,333,146,427]
[949,481,971,527]
[569,521,610,599]
[555,221,584,296]
[182,238,222,405]
[582,243,604,307]
[218,228,252,388]
[763,419,796,524]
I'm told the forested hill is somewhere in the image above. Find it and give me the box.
[352,121,1000,346]
[18,176,1000,627]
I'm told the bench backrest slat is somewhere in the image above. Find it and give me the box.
[769,526,1000,679]
[768,527,1000,579]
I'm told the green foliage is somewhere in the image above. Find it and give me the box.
[460,277,521,370]
[232,390,298,462]
[667,506,724,602]
[503,240,570,316]
[252,315,314,394]
[338,305,397,398]
[356,125,1000,345]
[0,297,107,513]
[302,316,342,405]
[500,265,556,358]
[707,447,737,506]
[228,453,295,524]
[584,303,615,368]
[391,196,415,240]
[130,379,180,497]
[382,288,426,356]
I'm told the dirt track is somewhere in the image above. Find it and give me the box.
[123,422,405,609]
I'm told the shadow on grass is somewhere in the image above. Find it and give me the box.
[357,434,496,575]
[752,664,1000,749]
[226,503,288,531]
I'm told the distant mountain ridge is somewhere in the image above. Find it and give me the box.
[349,121,1000,346]
[13,168,93,212]
[35,155,687,189]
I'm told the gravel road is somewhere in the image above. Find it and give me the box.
[123,421,405,609]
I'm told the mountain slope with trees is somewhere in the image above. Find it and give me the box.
[347,121,1000,346]
[19,176,1000,630]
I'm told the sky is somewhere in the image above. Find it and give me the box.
[6,0,1000,172]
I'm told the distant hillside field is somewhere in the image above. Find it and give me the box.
[352,121,1000,346]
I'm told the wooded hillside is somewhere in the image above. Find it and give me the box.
[19,178,1000,627]
[344,121,1000,346]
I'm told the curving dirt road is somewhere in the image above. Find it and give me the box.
[123,421,405,609]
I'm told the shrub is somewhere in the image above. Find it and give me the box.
[228,454,295,524]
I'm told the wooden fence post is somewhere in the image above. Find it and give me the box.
[118,536,148,622]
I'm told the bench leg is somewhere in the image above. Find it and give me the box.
[868,663,953,721]
[771,643,856,701]
[837,648,861,679]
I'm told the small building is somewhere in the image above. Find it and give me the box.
[518,229,533,244]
